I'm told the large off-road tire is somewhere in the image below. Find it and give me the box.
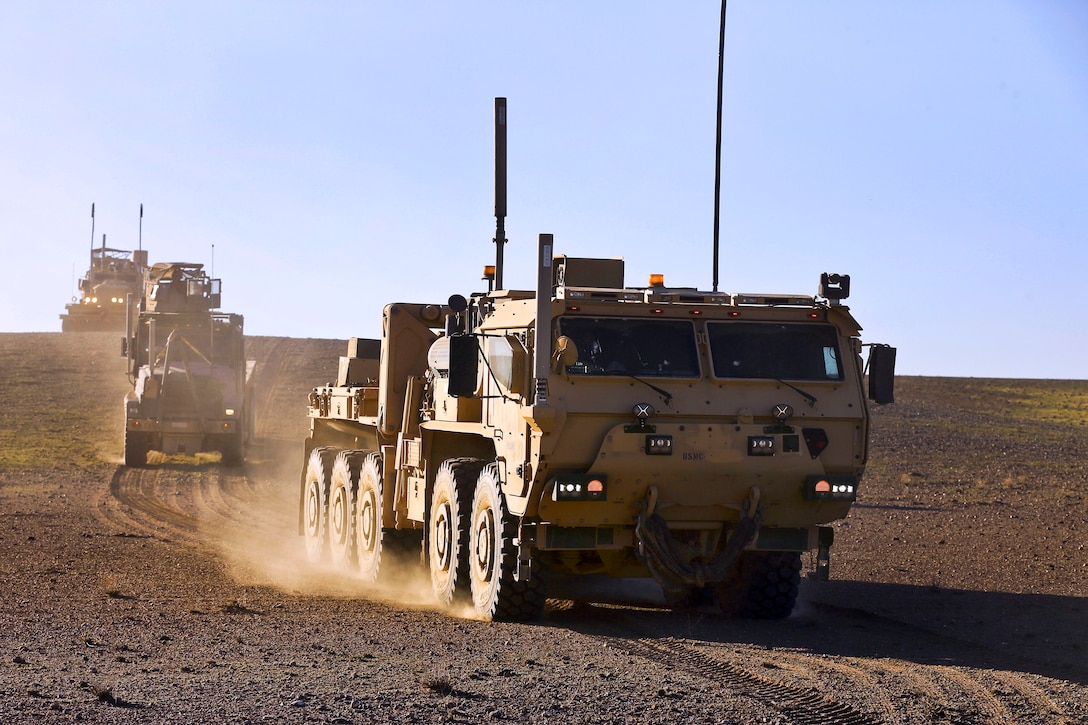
[428,458,483,608]
[469,464,545,621]
[353,452,385,582]
[219,431,245,467]
[716,551,802,619]
[301,446,339,564]
[124,428,150,468]
[328,450,367,571]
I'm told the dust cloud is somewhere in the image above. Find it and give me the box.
[208,447,442,615]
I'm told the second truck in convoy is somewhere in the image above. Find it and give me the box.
[122,262,255,467]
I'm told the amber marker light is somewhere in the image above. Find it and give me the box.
[649,273,665,287]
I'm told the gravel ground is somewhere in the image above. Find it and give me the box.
[0,332,1085,724]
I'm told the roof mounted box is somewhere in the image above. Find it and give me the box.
[554,256,624,290]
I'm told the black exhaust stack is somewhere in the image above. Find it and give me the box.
[493,97,508,290]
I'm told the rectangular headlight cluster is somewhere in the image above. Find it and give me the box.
[748,435,776,456]
[552,473,607,502]
[803,474,859,502]
[645,435,673,455]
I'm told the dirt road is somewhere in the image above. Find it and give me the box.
[1,332,1084,723]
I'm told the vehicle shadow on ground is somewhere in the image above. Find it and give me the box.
[544,577,1087,686]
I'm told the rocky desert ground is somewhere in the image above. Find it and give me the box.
[0,331,1085,724]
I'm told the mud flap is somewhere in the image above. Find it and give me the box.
[635,485,762,595]
[515,523,537,582]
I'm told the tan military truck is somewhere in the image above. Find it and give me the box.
[122,262,255,467]
[301,241,894,621]
[298,99,895,621]
[62,205,149,332]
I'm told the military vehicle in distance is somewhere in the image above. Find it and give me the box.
[122,262,255,467]
[61,234,148,332]
[296,99,896,621]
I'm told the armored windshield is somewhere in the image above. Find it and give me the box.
[558,317,700,377]
[707,322,844,381]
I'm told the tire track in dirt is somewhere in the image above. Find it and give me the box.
[767,650,900,721]
[573,606,1081,725]
[584,609,886,725]
[934,665,1016,723]
[98,466,202,543]
[983,671,1072,725]
[606,633,885,724]
[98,464,292,549]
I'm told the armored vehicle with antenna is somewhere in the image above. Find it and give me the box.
[121,261,255,467]
[60,204,148,332]
[296,99,896,621]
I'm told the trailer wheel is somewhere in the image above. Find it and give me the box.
[124,429,150,468]
[470,464,545,621]
[428,458,482,607]
[716,551,802,619]
[354,452,384,582]
[328,451,367,571]
[302,446,339,564]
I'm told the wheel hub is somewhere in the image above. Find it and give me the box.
[306,485,319,531]
[359,493,376,551]
[331,491,347,543]
[434,504,452,570]
[474,509,495,582]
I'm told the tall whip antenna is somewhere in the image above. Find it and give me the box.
[712,0,728,292]
[494,97,508,290]
[89,203,96,259]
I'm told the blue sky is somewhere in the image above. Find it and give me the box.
[2,2,1085,379]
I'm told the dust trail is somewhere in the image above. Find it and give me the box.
[209,448,444,614]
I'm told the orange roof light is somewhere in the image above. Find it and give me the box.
[649,273,665,287]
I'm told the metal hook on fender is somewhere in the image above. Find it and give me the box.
[743,485,761,517]
[644,484,659,517]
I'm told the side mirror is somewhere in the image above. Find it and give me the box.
[447,334,479,397]
[552,335,579,372]
[120,336,128,358]
[868,345,896,405]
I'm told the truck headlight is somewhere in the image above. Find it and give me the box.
[645,435,672,455]
[552,474,607,502]
[748,436,775,456]
[803,474,858,501]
